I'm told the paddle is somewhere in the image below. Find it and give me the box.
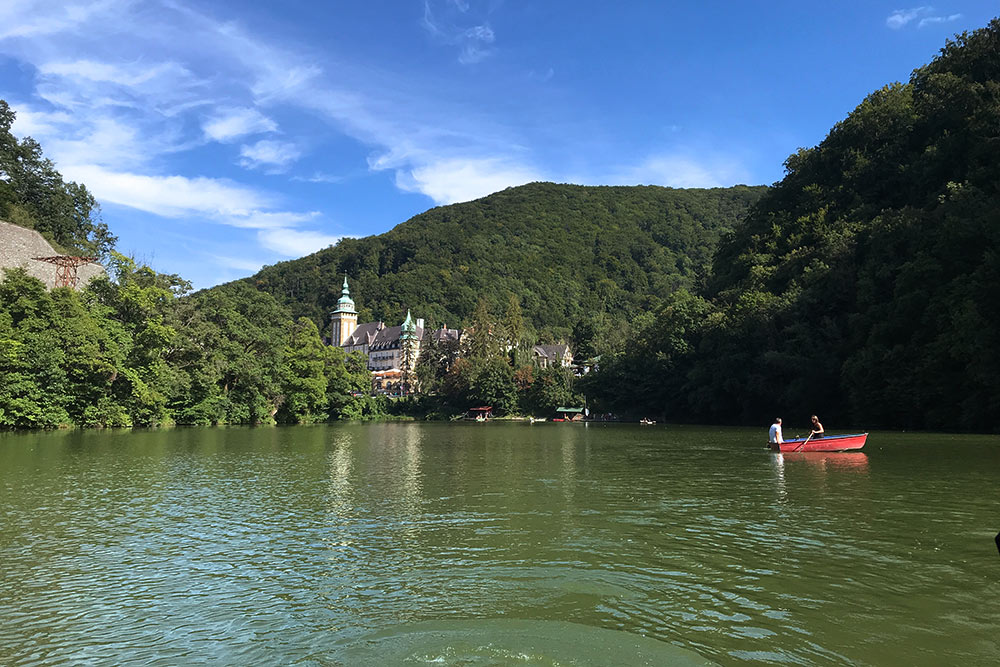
[793,432,813,452]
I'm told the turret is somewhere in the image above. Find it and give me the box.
[330,275,359,346]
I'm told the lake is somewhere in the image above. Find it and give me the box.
[1,423,997,665]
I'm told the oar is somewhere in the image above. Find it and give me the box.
[793,432,814,452]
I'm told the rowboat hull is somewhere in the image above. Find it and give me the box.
[770,433,867,452]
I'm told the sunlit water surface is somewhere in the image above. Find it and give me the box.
[1,423,998,665]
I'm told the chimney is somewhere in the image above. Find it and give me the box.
[416,318,425,330]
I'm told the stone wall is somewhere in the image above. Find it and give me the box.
[0,220,105,289]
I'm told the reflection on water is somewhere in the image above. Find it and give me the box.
[1,424,998,665]
[778,451,870,471]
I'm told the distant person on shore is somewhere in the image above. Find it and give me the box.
[769,417,783,445]
[809,415,825,439]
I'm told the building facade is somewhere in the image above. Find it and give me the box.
[330,277,459,374]
[532,344,574,369]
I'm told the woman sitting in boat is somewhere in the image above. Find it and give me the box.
[809,415,824,439]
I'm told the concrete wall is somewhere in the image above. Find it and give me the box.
[0,220,105,289]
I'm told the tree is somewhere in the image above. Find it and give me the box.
[277,318,329,424]
[0,99,116,257]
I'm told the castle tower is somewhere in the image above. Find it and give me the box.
[400,309,419,394]
[330,275,358,346]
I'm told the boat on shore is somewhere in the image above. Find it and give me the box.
[770,433,867,452]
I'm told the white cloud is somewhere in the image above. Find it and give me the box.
[61,164,271,218]
[919,13,961,27]
[39,59,191,87]
[9,106,73,137]
[252,64,323,103]
[886,7,931,29]
[393,157,541,204]
[35,58,206,113]
[292,172,345,184]
[210,254,270,273]
[1,0,538,252]
[886,7,960,30]
[221,210,320,230]
[46,117,147,169]
[62,164,333,258]
[239,139,301,171]
[458,25,495,64]
[422,0,496,65]
[0,0,120,40]
[610,154,750,189]
[203,107,277,142]
[256,227,342,257]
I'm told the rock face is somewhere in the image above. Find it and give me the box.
[0,220,105,289]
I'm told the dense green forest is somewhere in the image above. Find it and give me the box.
[585,19,1000,432]
[0,258,380,428]
[237,183,766,344]
[0,102,378,429]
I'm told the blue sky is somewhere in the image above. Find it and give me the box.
[0,1,995,288]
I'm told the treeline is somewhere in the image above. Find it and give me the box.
[0,101,115,258]
[1,101,378,429]
[584,19,1000,432]
[238,182,766,343]
[411,295,581,418]
[0,255,380,429]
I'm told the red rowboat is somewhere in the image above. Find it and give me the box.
[769,433,867,453]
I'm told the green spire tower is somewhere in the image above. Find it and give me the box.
[330,275,358,346]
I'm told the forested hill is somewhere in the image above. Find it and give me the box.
[239,182,767,340]
[586,18,1000,432]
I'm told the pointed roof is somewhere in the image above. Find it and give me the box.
[333,274,356,314]
[401,309,416,338]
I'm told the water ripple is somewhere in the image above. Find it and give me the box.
[1,424,998,665]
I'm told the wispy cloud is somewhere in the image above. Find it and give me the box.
[292,171,345,184]
[256,228,343,257]
[528,68,555,83]
[63,164,336,257]
[918,13,961,27]
[210,253,270,273]
[886,7,961,30]
[203,107,277,142]
[605,153,751,190]
[394,157,541,205]
[239,139,301,171]
[62,164,271,218]
[0,0,120,40]
[422,0,496,65]
[1,0,539,254]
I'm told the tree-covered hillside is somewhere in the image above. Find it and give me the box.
[240,183,766,342]
[586,19,1000,432]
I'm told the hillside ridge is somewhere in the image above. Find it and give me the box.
[237,181,768,342]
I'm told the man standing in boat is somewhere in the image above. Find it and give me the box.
[809,415,825,439]
[769,417,783,445]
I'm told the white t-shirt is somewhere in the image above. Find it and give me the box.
[768,423,782,443]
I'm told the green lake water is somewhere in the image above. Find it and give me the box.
[1,423,998,665]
